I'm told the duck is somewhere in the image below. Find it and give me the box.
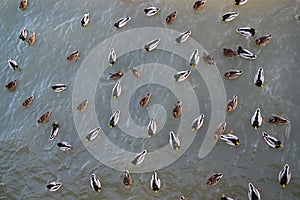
[166,11,177,24]
[112,81,121,99]
[28,32,36,45]
[37,111,51,124]
[81,13,90,27]
[114,17,131,28]
[236,27,256,39]
[193,0,207,11]
[191,114,204,131]
[176,30,191,44]
[262,132,283,148]
[77,100,88,112]
[67,51,80,62]
[254,67,265,88]
[226,95,238,112]
[22,95,34,108]
[150,171,161,193]
[148,118,157,137]
[174,70,191,82]
[189,49,200,68]
[50,121,59,140]
[248,183,261,200]
[144,38,160,52]
[220,134,240,146]
[128,67,141,78]
[202,53,217,65]
[109,110,120,128]
[224,69,243,79]
[235,0,248,6]
[222,48,238,57]
[173,101,182,118]
[46,182,62,192]
[255,35,272,46]
[123,170,132,188]
[86,127,101,141]
[214,122,226,141]
[5,80,18,91]
[169,131,180,151]
[131,150,147,165]
[90,174,101,192]
[251,108,263,130]
[144,6,160,16]
[108,48,116,66]
[221,12,239,22]
[107,71,123,80]
[236,46,257,60]
[221,194,234,200]
[19,28,28,41]
[206,173,223,186]
[57,141,72,151]
[268,114,288,125]
[8,59,21,71]
[140,93,151,108]
[279,164,291,188]
[19,0,28,10]
[180,196,188,200]
[51,83,67,92]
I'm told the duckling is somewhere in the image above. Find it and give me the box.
[19,0,28,10]
[28,32,36,45]
[107,71,123,80]
[173,101,182,118]
[222,48,238,57]
[51,83,67,92]
[128,67,141,78]
[37,111,51,124]
[144,38,160,52]
[5,80,18,91]
[251,108,263,130]
[191,114,204,131]
[174,70,191,82]
[169,131,180,151]
[77,100,88,112]
[22,95,34,108]
[278,164,291,188]
[123,170,132,188]
[50,121,59,140]
[166,11,177,24]
[202,53,217,65]
[176,30,191,44]
[235,0,248,6]
[90,174,101,192]
[224,70,243,79]
[254,67,264,88]
[226,95,238,112]
[236,27,256,39]
[148,118,157,137]
[221,12,239,22]
[150,171,161,193]
[214,122,226,141]
[19,28,28,41]
[268,114,288,125]
[144,7,160,16]
[109,110,120,128]
[131,150,147,165]
[86,127,100,141]
[46,182,62,192]
[57,141,72,151]
[8,59,21,71]
[236,46,257,60]
[255,35,272,46]
[81,13,90,27]
[108,48,116,66]
[114,17,131,28]
[140,93,151,108]
[206,173,223,186]
[220,194,234,200]
[189,49,200,68]
[262,132,283,148]
[112,81,121,99]
[67,51,80,62]
[248,183,261,200]
[193,0,206,11]
[220,134,240,146]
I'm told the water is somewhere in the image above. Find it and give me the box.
[0,0,299,199]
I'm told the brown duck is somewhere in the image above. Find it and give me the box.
[255,35,272,46]
[67,51,80,62]
[28,32,36,45]
[5,80,18,91]
[107,71,123,80]
[222,48,237,57]
[166,11,177,24]
[19,0,28,10]
[193,0,206,12]
[22,95,34,108]
[269,114,288,125]
[173,101,182,118]
[140,93,151,108]
[122,170,132,189]
[37,111,51,124]
[226,95,238,112]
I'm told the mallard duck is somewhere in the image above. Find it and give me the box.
[114,17,131,28]
[221,194,234,200]
[90,174,101,192]
[112,81,121,99]
[144,38,160,52]
[206,173,223,186]
[236,27,256,39]
[81,13,90,27]
[37,111,51,124]
[248,183,261,200]
[174,70,191,82]
[77,100,88,112]
[50,121,59,140]
[19,0,28,10]
[131,150,147,165]
[28,32,36,45]
[109,110,120,128]
[148,118,157,137]
[166,11,177,24]
[176,30,191,44]
[150,171,161,193]
[222,48,238,57]
[86,127,100,141]
[140,93,151,108]
[67,51,80,62]
[214,122,226,141]
[279,164,291,188]
[262,132,283,148]
[8,59,21,71]
[5,80,18,91]
[128,67,141,78]
[191,114,204,131]
[220,134,240,146]
[268,114,288,125]
[144,7,160,16]
[19,28,28,41]
[46,182,62,192]
[123,170,132,189]
[190,49,200,68]
[173,101,182,118]
[107,71,123,80]
[180,196,188,200]
[108,48,116,66]
[224,69,243,79]
[169,131,180,151]
[255,35,272,46]
[236,46,257,60]
[221,12,239,22]
[22,95,34,108]
[251,108,263,130]
[226,95,238,112]
[193,0,206,11]
[202,53,217,65]
[51,83,67,92]
[235,0,248,6]
[57,141,72,151]
[295,14,300,20]
[254,67,264,88]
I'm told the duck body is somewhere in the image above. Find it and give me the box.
[169,131,180,151]
[46,182,62,192]
[223,48,238,57]
[129,67,140,78]
[237,46,257,60]
[248,183,261,200]
[114,17,131,28]
[19,0,28,10]
[86,127,100,141]
[174,70,191,82]
[144,7,160,16]
[176,30,191,44]
[90,174,101,192]
[108,48,116,66]
[112,81,121,99]
[22,95,34,108]
[108,71,123,80]
[50,121,59,140]
[140,93,151,108]
[67,51,80,62]
[193,0,206,11]
[221,194,234,200]
[148,118,157,137]
[81,13,90,27]
[109,110,120,128]
[123,170,132,188]
[255,35,272,46]
[214,122,226,141]
[77,100,88,112]
[51,84,67,92]
[19,28,28,41]
[8,59,21,71]
[220,133,240,146]
[222,12,239,22]
[226,95,238,112]
[202,53,217,65]
[189,49,199,68]
[38,111,51,124]
[191,114,204,131]
[173,101,182,118]
[28,32,36,45]
[254,67,264,88]
[236,27,256,39]
[144,38,160,52]
[166,11,177,24]
[235,0,248,5]
[224,69,243,79]
[57,141,72,151]
[269,114,288,125]
[150,171,161,193]
[251,108,263,130]
[131,150,147,165]
[279,164,291,188]
[262,132,283,148]
[5,80,18,91]
[206,173,223,186]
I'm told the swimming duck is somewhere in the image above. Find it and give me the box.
[81,13,90,27]
[255,35,272,46]
[144,38,160,52]
[193,0,206,11]
[107,71,123,80]
[150,171,161,193]
[112,81,121,99]
[226,95,238,112]
[176,30,191,44]
[86,127,100,141]
[206,173,223,186]
[279,164,291,188]
[46,182,62,192]
[202,53,217,65]
[220,134,240,146]
[37,111,51,124]
[235,0,248,6]
[19,28,28,41]
[90,173,101,192]
[22,95,34,108]
[191,114,204,131]
[108,48,116,66]
[166,11,177,24]
[173,101,182,118]
[214,122,227,141]
[251,108,263,130]
[144,7,160,16]
[254,67,264,88]
[51,83,67,92]
[189,49,200,68]
[50,121,59,140]
[268,114,288,125]
[222,48,238,57]
[148,118,157,137]
[8,59,21,71]
[180,196,188,200]
[5,80,18,91]
[236,27,256,39]
[109,110,120,128]
[295,14,300,20]
[123,170,132,189]
[77,100,88,112]
[114,17,131,28]
[131,150,147,165]
[57,141,72,151]
[224,70,243,79]
[221,12,239,22]
[67,51,80,62]
[19,0,28,10]
[28,32,36,45]
[128,67,141,78]
[220,194,234,200]
[262,132,283,148]
[236,46,257,60]
[248,183,261,200]
[140,93,151,108]
[169,131,180,151]
[174,70,191,82]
